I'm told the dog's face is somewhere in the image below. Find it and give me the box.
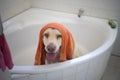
[43,28,62,60]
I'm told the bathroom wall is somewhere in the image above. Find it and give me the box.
[0,0,119,25]
[31,0,120,21]
[0,0,31,22]
[112,29,120,56]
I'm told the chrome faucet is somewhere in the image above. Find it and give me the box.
[0,15,3,35]
[78,9,84,17]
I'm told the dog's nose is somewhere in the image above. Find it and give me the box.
[47,43,56,52]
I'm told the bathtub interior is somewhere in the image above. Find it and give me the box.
[4,8,112,66]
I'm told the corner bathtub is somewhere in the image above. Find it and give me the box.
[4,8,118,80]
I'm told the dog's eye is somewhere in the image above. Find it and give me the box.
[44,33,49,38]
[57,34,62,39]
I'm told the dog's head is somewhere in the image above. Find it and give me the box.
[34,23,74,65]
[43,28,62,61]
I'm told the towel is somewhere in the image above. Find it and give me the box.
[34,23,75,65]
[0,33,14,72]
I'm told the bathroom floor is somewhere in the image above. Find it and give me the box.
[102,55,120,80]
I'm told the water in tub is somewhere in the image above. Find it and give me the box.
[13,45,88,66]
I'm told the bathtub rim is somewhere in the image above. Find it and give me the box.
[8,23,118,74]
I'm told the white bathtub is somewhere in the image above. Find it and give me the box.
[4,8,118,80]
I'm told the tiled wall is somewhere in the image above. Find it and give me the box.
[0,0,31,22]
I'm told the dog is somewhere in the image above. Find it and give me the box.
[43,28,87,64]
[34,23,86,65]
[43,28,62,64]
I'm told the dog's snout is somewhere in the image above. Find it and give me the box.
[47,43,56,52]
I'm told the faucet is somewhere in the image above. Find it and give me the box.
[78,9,84,17]
[0,15,3,35]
